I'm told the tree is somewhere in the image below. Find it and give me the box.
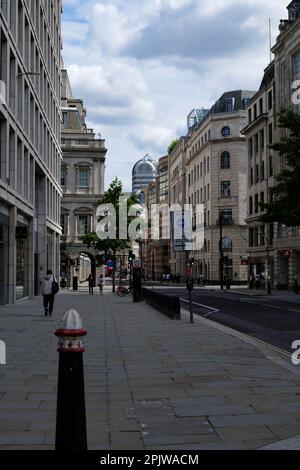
[83,178,139,292]
[168,139,179,155]
[261,109,300,227]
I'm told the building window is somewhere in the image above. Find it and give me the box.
[249,138,253,157]
[259,98,263,115]
[61,166,66,187]
[261,161,265,180]
[256,164,259,183]
[221,126,231,137]
[260,129,265,151]
[78,215,90,235]
[255,194,259,213]
[219,209,233,225]
[249,196,253,215]
[268,90,273,110]
[78,168,89,188]
[62,112,68,126]
[61,214,66,235]
[222,237,233,252]
[226,97,235,113]
[255,134,259,154]
[221,151,230,169]
[254,227,259,247]
[269,123,273,145]
[249,228,254,247]
[260,225,265,246]
[221,181,231,198]
[269,155,274,177]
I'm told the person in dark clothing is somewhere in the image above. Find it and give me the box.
[88,274,94,295]
[41,270,56,317]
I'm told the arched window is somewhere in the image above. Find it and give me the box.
[222,237,233,252]
[221,151,230,169]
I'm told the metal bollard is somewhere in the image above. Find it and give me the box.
[55,309,87,450]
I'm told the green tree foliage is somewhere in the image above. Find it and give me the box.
[83,178,139,291]
[168,139,179,154]
[261,109,300,227]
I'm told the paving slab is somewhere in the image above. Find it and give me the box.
[1,292,300,450]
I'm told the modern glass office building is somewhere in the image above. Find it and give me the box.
[0,0,63,304]
[132,154,157,194]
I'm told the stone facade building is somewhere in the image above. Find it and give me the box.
[0,0,63,304]
[242,62,276,285]
[243,0,300,289]
[60,70,107,285]
[168,136,188,276]
[185,91,256,284]
[271,0,300,288]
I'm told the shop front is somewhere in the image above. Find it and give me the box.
[16,214,30,301]
[0,204,9,305]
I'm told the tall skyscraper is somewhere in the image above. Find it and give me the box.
[132,154,157,195]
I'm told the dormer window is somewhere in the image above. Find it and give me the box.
[226,97,235,113]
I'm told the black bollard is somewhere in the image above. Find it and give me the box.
[55,309,87,451]
[186,278,194,324]
[133,267,142,303]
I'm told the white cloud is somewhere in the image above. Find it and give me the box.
[62,0,288,191]
[87,4,143,55]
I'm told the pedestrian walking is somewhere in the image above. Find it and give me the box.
[41,270,58,317]
[88,274,94,295]
[255,272,261,290]
[249,273,254,290]
[98,274,104,295]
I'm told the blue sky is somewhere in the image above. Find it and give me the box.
[62,0,288,192]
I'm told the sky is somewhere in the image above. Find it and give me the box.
[61,0,288,192]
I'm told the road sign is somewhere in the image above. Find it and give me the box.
[280,249,292,258]
[171,212,193,252]
[133,259,141,269]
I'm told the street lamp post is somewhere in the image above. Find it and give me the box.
[219,214,224,291]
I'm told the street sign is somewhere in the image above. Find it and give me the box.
[133,259,141,269]
[171,212,193,252]
[280,249,292,258]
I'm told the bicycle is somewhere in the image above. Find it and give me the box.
[116,285,133,297]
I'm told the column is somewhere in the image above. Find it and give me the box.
[27,217,35,300]
[8,206,17,304]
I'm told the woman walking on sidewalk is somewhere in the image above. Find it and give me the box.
[41,270,57,317]
[98,274,104,295]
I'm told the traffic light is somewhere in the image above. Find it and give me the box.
[128,251,136,264]
[189,258,195,267]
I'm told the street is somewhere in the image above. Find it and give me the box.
[151,287,300,354]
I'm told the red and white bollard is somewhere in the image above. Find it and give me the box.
[55,309,87,450]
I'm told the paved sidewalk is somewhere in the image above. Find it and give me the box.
[1,292,300,450]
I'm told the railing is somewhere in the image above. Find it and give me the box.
[142,288,181,320]
[61,139,106,150]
